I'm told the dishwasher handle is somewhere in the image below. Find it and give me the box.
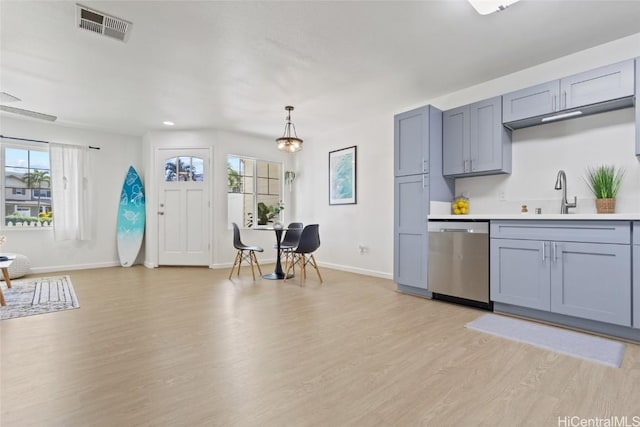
[437,228,488,234]
[428,221,489,234]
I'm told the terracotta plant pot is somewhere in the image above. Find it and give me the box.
[595,198,616,214]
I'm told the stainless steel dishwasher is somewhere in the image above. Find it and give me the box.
[427,221,490,309]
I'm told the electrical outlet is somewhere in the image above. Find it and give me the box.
[498,191,506,201]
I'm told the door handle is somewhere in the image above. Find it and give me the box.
[552,95,556,112]
[423,158,428,173]
[553,242,558,262]
[542,242,546,261]
[562,91,567,110]
[158,212,164,215]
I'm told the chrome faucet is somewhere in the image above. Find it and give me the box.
[554,170,577,214]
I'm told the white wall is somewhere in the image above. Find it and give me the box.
[294,112,395,278]
[0,116,142,272]
[142,129,295,269]
[295,33,640,279]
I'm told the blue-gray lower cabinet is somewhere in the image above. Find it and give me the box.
[633,245,639,329]
[394,174,429,290]
[550,242,631,326]
[490,238,550,311]
[491,221,632,327]
[634,221,639,329]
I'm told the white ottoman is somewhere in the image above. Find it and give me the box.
[0,254,31,280]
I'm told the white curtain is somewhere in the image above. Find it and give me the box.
[50,143,92,241]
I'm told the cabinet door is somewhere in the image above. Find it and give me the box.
[634,245,639,329]
[394,107,429,177]
[636,58,640,157]
[490,238,550,310]
[561,60,635,110]
[502,80,559,123]
[394,175,429,289]
[469,96,511,174]
[550,242,631,326]
[442,105,468,176]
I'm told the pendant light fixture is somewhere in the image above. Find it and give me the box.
[276,106,303,153]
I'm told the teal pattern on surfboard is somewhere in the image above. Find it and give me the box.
[117,166,145,267]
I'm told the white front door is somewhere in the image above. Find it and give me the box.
[156,148,211,266]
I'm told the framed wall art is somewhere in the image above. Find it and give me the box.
[328,145,357,205]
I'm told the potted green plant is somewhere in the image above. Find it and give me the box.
[584,165,624,214]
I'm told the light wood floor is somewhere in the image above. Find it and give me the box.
[1,265,639,426]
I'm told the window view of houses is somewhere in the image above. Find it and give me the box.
[3,146,52,226]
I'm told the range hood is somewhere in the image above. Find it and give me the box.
[503,95,635,131]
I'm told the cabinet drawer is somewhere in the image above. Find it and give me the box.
[491,221,631,244]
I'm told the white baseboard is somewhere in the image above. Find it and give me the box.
[317,261,393,280]
[29,259,392,281]
[210,258,277,270]
[29,261,121,274]
[213,259,392,280]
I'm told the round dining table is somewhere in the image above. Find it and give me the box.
[255,226,294,280]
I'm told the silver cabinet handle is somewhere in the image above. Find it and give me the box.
[553,242,558,262]
[423,158,428,173]
[552,95,556,112]
[563,91,567,110]
[470,159,474,172]
[542,242,546,261]
[422,175,428,188]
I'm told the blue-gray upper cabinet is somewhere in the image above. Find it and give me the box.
[394,174,429,290]
[394,106,434,177]
[636,58,639,158]
[502,80,559,124]
[503,59,635,127]
[634,222,639,329]
[443,96,511,178]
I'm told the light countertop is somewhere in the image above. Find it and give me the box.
[428,213,640,220]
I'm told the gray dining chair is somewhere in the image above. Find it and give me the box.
[276,222,303,271]
[229,222,264,280]
[284,224,322,286]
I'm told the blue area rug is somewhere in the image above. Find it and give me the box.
[466,313,625,368]
[1,275,79,320]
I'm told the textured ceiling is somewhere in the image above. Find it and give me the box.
[1,1,640,139]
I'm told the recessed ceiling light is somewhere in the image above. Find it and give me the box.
[468,0,521,15]
[163,121,175,126]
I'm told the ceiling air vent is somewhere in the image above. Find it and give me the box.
[76,4,132,42]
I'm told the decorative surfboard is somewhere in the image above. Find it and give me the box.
[117,166,145,267]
